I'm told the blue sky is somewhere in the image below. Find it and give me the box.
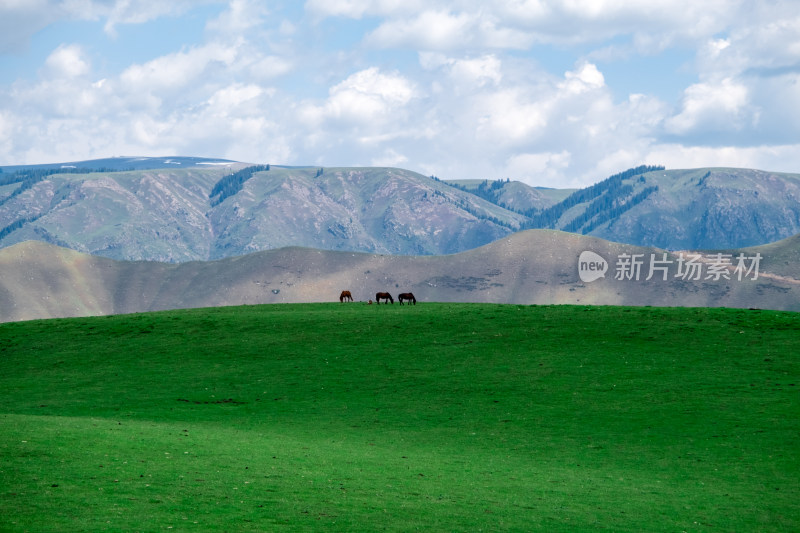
[1,1,799,187]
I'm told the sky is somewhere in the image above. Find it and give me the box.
[0,1,799,187]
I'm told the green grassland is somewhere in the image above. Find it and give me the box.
[1,303,798,531]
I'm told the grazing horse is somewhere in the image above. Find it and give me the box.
[398,292,416,305]
[375,292,394,304]
[339,290,353,302]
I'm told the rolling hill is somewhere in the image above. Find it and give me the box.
[2,304,797,531]
[1,230,797,322]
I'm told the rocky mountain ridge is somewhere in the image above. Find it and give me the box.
[458,166,800,250]
[1,158,798,261]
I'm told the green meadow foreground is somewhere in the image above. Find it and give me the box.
[1,303,798,531]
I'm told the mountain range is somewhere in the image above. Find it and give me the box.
[1,157,799,262]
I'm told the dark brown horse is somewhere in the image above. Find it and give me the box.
[339,290,353,302]
[375,292,394,304]
[398,292,416,305]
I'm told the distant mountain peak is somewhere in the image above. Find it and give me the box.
[0,160,798,262]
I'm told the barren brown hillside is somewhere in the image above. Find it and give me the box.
[1,230,797,322]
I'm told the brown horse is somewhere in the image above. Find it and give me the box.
[375,292,394,304]
[398,292,416,305]
[339,290,353,302]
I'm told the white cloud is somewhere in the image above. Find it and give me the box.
[278,19,296,35]
[367,10,476,51]
[0,1,219,52]
[393,56,659,185]
[697,7,800,77]
[42,44,90,78]
[367,9,533,51]
[304,0,424,19]
[475,88,549,144]
[504,151,571,185]
[665,78,751,135]
[448,55,503,88]
[304,67,417,125]
[559,62,605,95]
[205,0,268,34]
[308,0,742,51]
[420,53,504,94]
[247,55,293,81]
[98,1,217,36]
[645,143,800,173]
[9,50,104,119]
[0,109,11,149]
[129,115,167,147]
[619,93,669,134]
[120,42,238,96]
[370,148,409,167]
[2,0,800,188]
[206,83,264,111]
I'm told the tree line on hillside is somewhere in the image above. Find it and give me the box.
[0,167,110,242]
[209,165,270,207]
[0,215,42,241]
[520,165,664,228]
[437,165,665,235]
[563,183,659,234]
[448,178,515,229]
[448,178,511,205]
[454,197,516,229]
[0,167,114,208]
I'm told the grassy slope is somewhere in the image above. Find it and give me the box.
[744,233,800,280]
[1,303,798,531]
[442,179,577,211]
